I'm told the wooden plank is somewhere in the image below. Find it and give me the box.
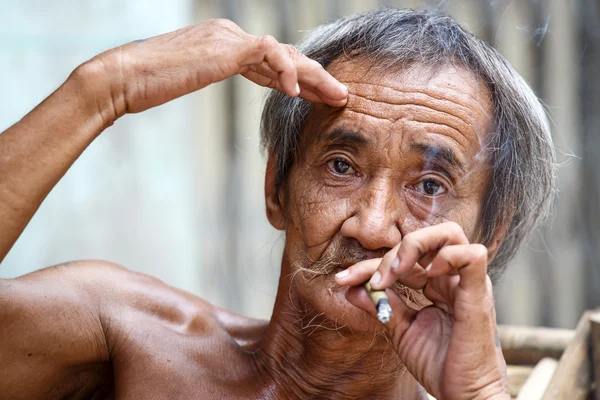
[508,365,534,398]
[590,314,600,400]
[499,325,574,365]
[516,358,557,400]
[542,311,593,399]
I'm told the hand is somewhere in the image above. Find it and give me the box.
[81,19,348,121]
[335,222,510,400]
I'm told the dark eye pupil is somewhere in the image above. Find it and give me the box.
[333,160,350,174]
[423,180,440,195]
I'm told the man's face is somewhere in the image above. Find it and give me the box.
[272,59,493,331]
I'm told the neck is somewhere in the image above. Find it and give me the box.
[252,265,423,400]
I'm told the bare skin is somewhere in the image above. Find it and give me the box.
[0,19,510,399]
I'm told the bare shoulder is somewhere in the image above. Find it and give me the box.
[78,261,268,397]
[1,260,269,398]
[2,260,268,398]
[85,260,268,348]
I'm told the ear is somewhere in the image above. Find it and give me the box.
[265,152,285,230]
[486,218,509,264]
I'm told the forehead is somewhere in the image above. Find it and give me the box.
[304,59,493,159]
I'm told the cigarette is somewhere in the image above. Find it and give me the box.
[363,282,392,323]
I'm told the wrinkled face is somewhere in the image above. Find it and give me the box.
[268,59,494,330]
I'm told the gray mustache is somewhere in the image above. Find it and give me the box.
[297,237,389,279]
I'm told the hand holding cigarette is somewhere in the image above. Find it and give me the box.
[335,222,510,400]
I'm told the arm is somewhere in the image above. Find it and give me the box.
[0,67,107,262]
[0,19,348,262]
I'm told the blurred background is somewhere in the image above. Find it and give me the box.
[0,0,598,329]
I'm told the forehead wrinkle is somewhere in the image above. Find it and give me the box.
[343,80,491,117]
[349,97,473,131]
[342,108,469,152]
[345,89,477,137]
[345,83,491,144]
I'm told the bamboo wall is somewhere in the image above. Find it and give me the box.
[0,0,596,328]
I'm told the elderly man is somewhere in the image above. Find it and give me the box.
[0,8,554,400]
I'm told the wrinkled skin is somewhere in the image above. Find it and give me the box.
[0,19,509,399]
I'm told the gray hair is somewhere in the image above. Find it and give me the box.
[260,8,556,279]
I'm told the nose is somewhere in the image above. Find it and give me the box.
[339,177,402,251]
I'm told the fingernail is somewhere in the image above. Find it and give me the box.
[335,269,349,279]
[425,263,432,272]
[369,271,381,285]
[341,84,348,93]
[295,83,301,96]
[391,257,400,271]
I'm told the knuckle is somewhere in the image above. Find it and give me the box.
[266,79,277,89]
[444,221,463,236]
[257,35,279,51]
[436,245,452,261]
[283,43,298,55]
[402,234,421,251]
[211,18,237,29]
[485,275,494,292]
[306,59,323,71]
[471,244,489,264]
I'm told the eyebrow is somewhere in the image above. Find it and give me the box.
[320,127,371,149]
[409,143,468,177]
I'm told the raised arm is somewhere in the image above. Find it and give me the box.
[0,19,348,262]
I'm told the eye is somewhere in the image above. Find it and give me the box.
[328,159,355,175]
[414,179,447,196]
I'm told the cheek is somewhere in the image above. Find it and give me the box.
[398,201,481,243]
[451,200,484,241]
[399,186,485,241]
[286,167,351,252]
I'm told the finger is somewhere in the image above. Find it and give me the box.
[242,70,328,104]
[247,35,298,97]
[245,45,347,105]
[298,85,335,104]
[243,61,279,80]
[334,258,381,286]
[294,53,348,105]
[422,274,458,314]
[373,221,468,290]
[426,243,489,293]
[345,285,416,337]
[369,245,399,287]
[367,244,427,291]
[242,70,279,90]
